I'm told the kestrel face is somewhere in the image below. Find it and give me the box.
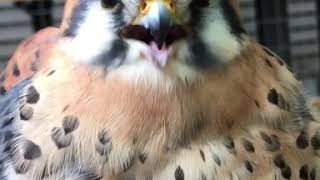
[61,0,246,87]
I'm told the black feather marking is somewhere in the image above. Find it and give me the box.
[13,63,20,77]
[296,131,309,149]
[265,59,273,68]
[263,47,284,66]
[51,127,73,149]
[26,86,40,104]
[122,156,134,172]
[242,139,255,153]
[62,115,79,134]
[224,136,235,150]
[138,152,147,164]
[189,0,206,29]
[95,39,128,70]
[23,140,41,160]
[254,100,260,109]
[95,130,112,158]
[199,149,205,162]
[273,154,285,169]
[19,105,34,121]
[219,0,247,38]
[0,86,6,95]
[175,166,184,180]
[189,38,221,68]
[244,160,253,173]
[299,165,309,180]
[212,153,221,167]
[260,132,280,152]
[267,89,278,106]
[63,0,90,37]
[273,154,292,179]
[281,165,291,179]
[47,70,56,76]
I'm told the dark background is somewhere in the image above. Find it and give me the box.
[0,0,319,95]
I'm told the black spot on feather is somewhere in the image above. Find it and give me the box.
[26,86,40,104]
[175,166,184,180]
[265,59,273,68]
[51,127,73,149]
[200,149,205,162]
[189,39,221,68]
[299,165,309,180]
[47,70,56,76]
[242,139,255,153]
[281,165,291,179]
[95,130,112,158]
[213,153,221,167]
[296,131,309,149]
[0,86,6,95]
[273,154,285,169]
[63,0,89,37]
[260,132,280,152]
[20,105,34,120]
[139,152,147,164]
[244,160,253,173]
[220,0,246,38]
[13,63,20,77]
[267,89,278,106]
[95,39,128,70]
[224,136,235,150]
[62,115,79,134]
[23,140,41,160]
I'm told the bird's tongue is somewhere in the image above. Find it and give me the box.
[150,41,170,67]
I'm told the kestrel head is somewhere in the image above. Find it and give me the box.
[61,0,247,86]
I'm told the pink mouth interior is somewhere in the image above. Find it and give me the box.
[150,41,171,67]
[120,25,188,66]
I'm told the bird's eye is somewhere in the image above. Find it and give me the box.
[101,0,118,8]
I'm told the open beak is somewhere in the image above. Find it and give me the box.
[140,0,176,49]
[121,0,188,67]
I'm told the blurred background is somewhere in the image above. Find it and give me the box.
[0,0,319,95]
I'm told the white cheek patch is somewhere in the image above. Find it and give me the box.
[64,2,117,64]
[200,9,243,63]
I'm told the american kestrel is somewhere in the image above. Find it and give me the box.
[0,0,319,179]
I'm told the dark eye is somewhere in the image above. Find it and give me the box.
[101,0,118,8]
